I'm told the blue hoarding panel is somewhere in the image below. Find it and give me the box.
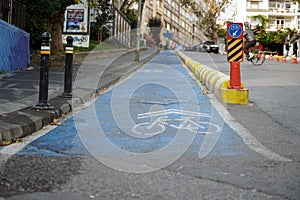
[0,19,30,73]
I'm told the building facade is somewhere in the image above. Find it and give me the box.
[141,0,203,48]
[0,0,25,30]
[233,0,300,31]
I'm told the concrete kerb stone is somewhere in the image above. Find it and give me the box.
[195,66,209,84]
[209,73,227,93]
[206,71,222,92]
[175,50,248,105]
[191,63,200,73]
[0,48,160,144]
[185,59,192,66]
[203,68,216,84]
[0,107,58,141]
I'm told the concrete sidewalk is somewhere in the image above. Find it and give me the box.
[0,48,159,144]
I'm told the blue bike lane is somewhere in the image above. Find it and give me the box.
[16,51,249,172]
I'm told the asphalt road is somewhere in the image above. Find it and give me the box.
[0,51,299,200]
[183,51,300,135]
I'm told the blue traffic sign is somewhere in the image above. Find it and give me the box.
[228,23,243,39]
[163,32,173,39]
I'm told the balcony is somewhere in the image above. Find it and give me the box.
[268,24,289,31]
[156,6,164,15]
[268,7,297,16]
[247,8,268,12]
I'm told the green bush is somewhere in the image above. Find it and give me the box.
[63,39,124,52]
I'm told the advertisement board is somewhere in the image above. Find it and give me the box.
[63,4,89,34]
[63,3,90,48]
[62,34,89,48]
[65,9,87,32]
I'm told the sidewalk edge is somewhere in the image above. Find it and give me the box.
[0,48,159,144]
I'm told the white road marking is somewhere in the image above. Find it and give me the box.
[0,57,292,164]
[0,98,97,163]
[137,109,211,119]
[212,97,292,161]
[188,67,293,162]
[0,125,56,163]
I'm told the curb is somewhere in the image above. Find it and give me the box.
[175,50,248,105]
[0,48,159,144]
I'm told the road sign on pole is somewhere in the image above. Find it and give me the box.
[228,23,243,38]
[227,22,244,89]
[227,22,244,62]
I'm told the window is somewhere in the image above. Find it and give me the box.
[276,18,284,29]
[145,7,152,18]
[250,1,259,9]
[269,0,276,8]
[157,0,163,8]
[165,22,170,31]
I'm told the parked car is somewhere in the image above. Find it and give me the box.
[176,43,186,51]
[202,40,219,53]
[185,44,201,52]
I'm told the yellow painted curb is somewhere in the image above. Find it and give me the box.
[220,88,249,105]
[185,59,192,66]
[219,80,248,105]
[175,50,249,105]
[191,63,200,73]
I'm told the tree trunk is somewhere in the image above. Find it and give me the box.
[213,27,219,43]
[49,11,65,53]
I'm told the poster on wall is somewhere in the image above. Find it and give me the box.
[66,9,87,32]
[62,34,89,48]
[63,3,90,48]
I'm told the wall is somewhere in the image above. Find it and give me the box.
[0,19,30,73]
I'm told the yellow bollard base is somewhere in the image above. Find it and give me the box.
[220,88,249,105]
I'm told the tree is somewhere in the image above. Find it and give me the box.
[90,0,114,41]
[119,0,137,11]
[180,0,232,43]
[124,9,138,29]
[19,0,79,52]
[20,0,147,52]
[19,0,98,53]
[147,17,162,46]
[48,0,78,53]
[249,14,298,52]
[119,0,145,15]
[249,14,269,31]
[119,0,145,29]
[217,27,226,39]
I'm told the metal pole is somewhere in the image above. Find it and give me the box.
[112,5,115,39]
[35,32,53,109]
[61,36,74,98]
[135,0,142,62]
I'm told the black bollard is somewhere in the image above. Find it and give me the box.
[35,32,53,109]
[61,36,74,98]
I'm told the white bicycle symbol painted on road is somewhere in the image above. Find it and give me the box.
[132,109,221,136]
